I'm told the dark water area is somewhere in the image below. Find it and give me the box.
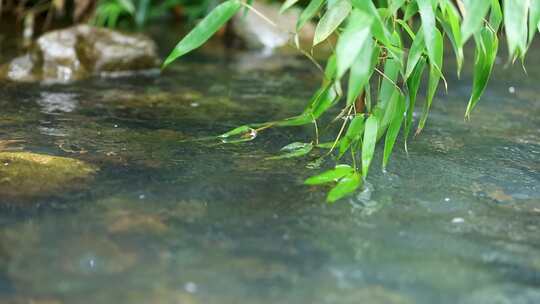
[0,23,539,304]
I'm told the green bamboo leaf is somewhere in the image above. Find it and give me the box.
[403,1,418,21]
[378,57,401,112]
[297,0,325,30]
[327,172,362,203]
[162,0,241,68]
[305,164,354,185]
[352,0,403,65]
[460,0,491,44]
[267,142,313,160]
[405,27,425,79]
[324,54,338,81]
[219,125,253,138]
[489,0,503,31]
[275,114,313,127]
[529,0,540,43]
[389,0,407,16]
[362,115,378,177]
[465,27,498,118]
[504,0,529,60]
[313,0,352,46]
[351,0,392,46]
[438,0,463,75]
[417,0,441,72]
[416,28,443,134]
[335,10,373,78]
[404,57,427,143]
[383,92,406,168]
[280,0,300,14]
[339,115,366,157]
[346,41,378,106]
[310,83,340,118]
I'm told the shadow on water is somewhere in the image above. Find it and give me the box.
[0,25,539,304]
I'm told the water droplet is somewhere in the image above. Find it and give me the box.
[184,282,198,293]
[451,217,465,224]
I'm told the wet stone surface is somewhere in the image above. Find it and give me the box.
[1,25,160,83]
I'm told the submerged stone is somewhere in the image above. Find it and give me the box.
[1,25,160,83]
[0,152,97,203]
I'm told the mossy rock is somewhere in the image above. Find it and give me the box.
[0,152,97,203]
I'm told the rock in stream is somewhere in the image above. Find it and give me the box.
[1,25,160,83]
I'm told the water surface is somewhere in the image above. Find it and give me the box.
[0,27,539,303]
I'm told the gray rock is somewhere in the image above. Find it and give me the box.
[231,2,315,52]
[1,25,160,83]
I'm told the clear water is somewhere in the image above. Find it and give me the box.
[1,26,539,303]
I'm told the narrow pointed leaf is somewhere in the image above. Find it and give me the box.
[163,0,241,68]
[305,164,354,185]
[404,57,427,142]
[383,93,406,168]
[460,0,491,44]
[313,0,352,45]
[297,0,325,30]
[327,172,362,203]
[267,143,313,160]
[504,0,529,60]
[417,0,441,72]
[339,115,366,157]
[362,115,378,177]
[417,28,443,134]
[346,40,377,105]
[529,0,540,43]
[336,10,373,78]
[465,28,498,118]
[280,0,300,14]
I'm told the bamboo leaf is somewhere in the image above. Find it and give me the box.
[417,28,443,134]
[529,0,540,43]
[404,57,427,143]
[460,0,491,44]
[465,27,498,118]
[405,27,425,79]
[327,172,362,203]
[280,0,300,14]
[417,0,442,72]
[336,10,373,78]
[504,0,529,60]
[219,125,253,138]
[163,0,241,68]
[313,0,352,45]
[305,164,354,185]
[297,0,325,30]
[339,115,366,157]
[438,0,463,75]
[362,115,378,177]
[383,92,406,168]
[267,142,313,160]
[346,40,377,105]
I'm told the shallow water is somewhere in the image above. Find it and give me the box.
[0,26,539,303]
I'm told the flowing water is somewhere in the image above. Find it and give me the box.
[0,26,539,303]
